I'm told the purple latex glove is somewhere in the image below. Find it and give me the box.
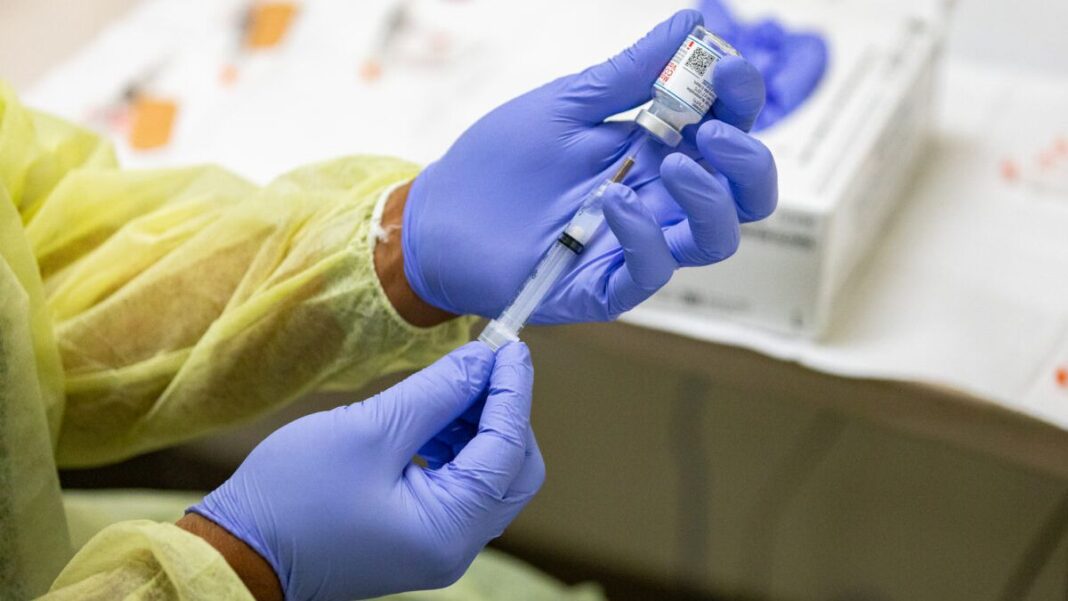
[699,0,829,130]
[190,342,543,601]
[404,10,777,324]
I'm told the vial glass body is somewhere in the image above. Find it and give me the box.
[637,26,739,147]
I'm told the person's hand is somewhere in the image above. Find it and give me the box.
[399,9,777,325]
[698,0,828,130]
[188,342,543,601]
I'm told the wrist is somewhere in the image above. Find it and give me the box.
[374,179,457,327]
[177,513,283,601]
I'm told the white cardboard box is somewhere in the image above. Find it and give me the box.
[651,2,944,338]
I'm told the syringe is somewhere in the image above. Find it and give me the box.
[477,24,739,350]
[479,140,643,350]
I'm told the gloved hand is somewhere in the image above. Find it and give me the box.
[403,9,777,324]
[698,0,829,130]
[189,342,543,601]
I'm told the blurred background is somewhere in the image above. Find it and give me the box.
[4,0,1068,599]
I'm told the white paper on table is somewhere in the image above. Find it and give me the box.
[627,61,1068,426]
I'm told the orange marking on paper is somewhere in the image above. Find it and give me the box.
[1056,367,1068,389]
[1000,159,1019,182]
[220,64,239,86]
[129,96,178,150]
[246,2,298,49]
[360,59,383,82]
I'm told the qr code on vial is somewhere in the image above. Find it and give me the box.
[684,46,715,77]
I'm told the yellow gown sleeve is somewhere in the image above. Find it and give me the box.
[0,82,474,468]
[39,155,474,468]
[39,521,254,601]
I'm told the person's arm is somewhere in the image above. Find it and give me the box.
[0,83,474,468]
[45,154,473,468]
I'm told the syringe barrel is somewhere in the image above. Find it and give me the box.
[478,174,622,350]
[479,239,580,350]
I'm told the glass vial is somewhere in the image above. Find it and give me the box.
[636,26,740,147]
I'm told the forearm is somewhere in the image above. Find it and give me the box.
[177,514,282,601]
[373,180,456,327]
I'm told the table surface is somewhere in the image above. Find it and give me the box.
[5,0,1068,481]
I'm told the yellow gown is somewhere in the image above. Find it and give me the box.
[0,81,477,599]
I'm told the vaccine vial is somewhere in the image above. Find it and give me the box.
[636,26,740,147]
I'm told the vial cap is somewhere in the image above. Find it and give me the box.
[636,109,683,147]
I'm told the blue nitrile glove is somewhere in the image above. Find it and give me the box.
[189,342,543,601]
[698,0,828,130]
[403,9,777,324]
